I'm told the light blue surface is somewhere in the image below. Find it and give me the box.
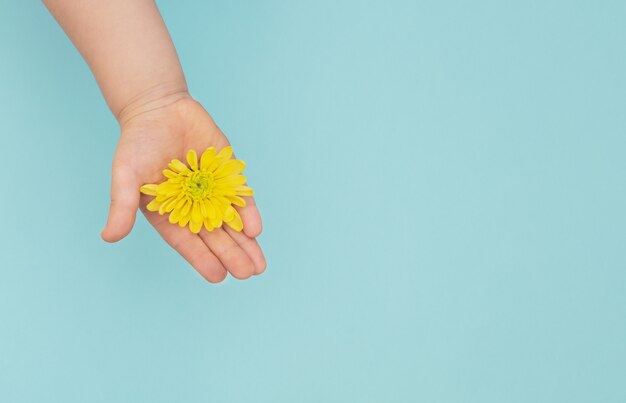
[1,1,625,401]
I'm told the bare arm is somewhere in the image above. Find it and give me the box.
[42,0,188,122]
[42,0,266,282]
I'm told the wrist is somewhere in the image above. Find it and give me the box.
[115,81,191,127]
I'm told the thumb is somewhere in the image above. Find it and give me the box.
[101,165,140,243]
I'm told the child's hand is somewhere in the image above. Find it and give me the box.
[42,0,264,281]
[101,97,266,282]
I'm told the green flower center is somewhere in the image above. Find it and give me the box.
[184,171,214,200]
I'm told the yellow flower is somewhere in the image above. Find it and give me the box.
[140,146,254,234]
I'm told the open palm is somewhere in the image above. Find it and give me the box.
[101,98,265,282]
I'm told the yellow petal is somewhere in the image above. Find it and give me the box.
[169,207,182,223]
[203,217,215,232]
[217,145,233,160]
[213,187,237,197]
[234,185,254,196]
[210,216,222,228]
[186,149,198,171]
[162,169,178,179]
[224,205,236,221]
[204,200,217,218]
[146,199,161,212]
[214,160,246,179]
[209,197,230,227]
[179,213,191,227]
[191,201,202,223]
[164,195,182,213]
[189,219,202,234]
[226,195,246,207]
[157,181,180,193]
[174,196,187,210]
[209,204,222,228]
[225,209,243,232]
[159,197,175,215]
[205,157,223,173]
[210,196,226,210]
[199,199,208,217]
[180,200,192,217]
[140,184,158,196]
[168,159,190,174]
[200,147,217,170]
[215,175,247,186]
[166,190,182,199]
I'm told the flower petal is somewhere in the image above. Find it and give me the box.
[203,217,214,232]
[199,199,208,217]
[162,169,178,179]
[213,186,238,196]
[209,202,222,227]
[205,157,224,173]
[204,200,216,218]
[200,147,217,170]
[214,160,246,179]
[189,219,202,234]
[215,175,247,186]
[234,185,254,196]
[146,199,161,212]
[140,184,158,196]
[224,209,243,232]
[169,159,190,174]
[224,205,236,221]
[178,212,191,227]
[180,200,192,217]
[186,149,198,171]
[169,206,182,223]
[174,196,187,210]
[191,201,202,223]
[226,195,246,207]
[164,195,182,213]
[209,215,222,228]
[157,181,180,193]
[217,145,233,160]
[159,197,175,215]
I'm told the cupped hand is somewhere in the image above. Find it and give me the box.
[101,97,265,282]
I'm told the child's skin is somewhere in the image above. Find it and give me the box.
[43,0,266,283]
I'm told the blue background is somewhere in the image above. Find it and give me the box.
[1,1,625,401]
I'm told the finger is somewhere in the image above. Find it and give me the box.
[142,206,228,283]
[224,225,267,275]
[101,166,141,242]
[198,228,256,280]
[237,196,263,238]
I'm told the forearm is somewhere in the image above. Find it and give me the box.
[42,0,188,123]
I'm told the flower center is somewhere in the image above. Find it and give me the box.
[183,171,214,200]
